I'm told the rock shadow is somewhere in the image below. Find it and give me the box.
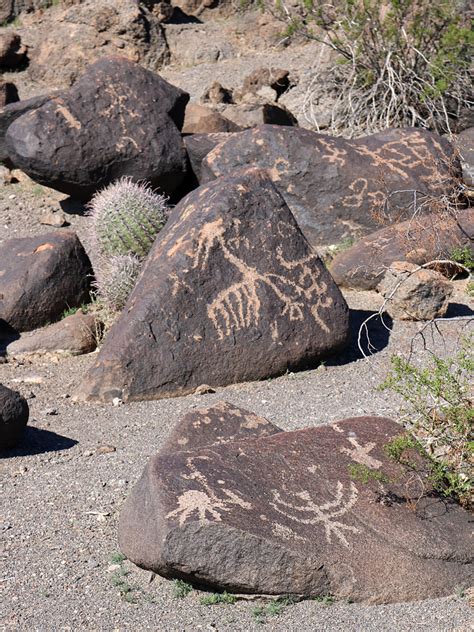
[326,309,393,366]
[444,302,474,318]
[59,197,87,216]
[167,8,202,23]
[0,320,20,356]
[1,427,78,457]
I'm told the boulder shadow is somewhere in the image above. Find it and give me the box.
[59,197,88,216]
[1,427,78,457]
[0,320,20,356]
[444,302,474,318]
[167,8,202,24]
[326,309,393,366]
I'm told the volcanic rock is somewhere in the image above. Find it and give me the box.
[0,384,29,450]
[182,103,242,134]
[76,169,349,402]
[0,230,92,332]
[5,57,189,200]
[201,125,461,246]
[330,209,474,290]
[183,132,232,184]
[457,127,474,188]
[119,409,473,602]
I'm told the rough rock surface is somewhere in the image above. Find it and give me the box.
[377,262,453,321]
[5,57,189,200]
[5,311,99,357]
[0,92,57,163]
[76,169,349,402]
[26,0,169,89]
[0,230,92,332]
[221,102,298,129]
[182,103,242,134]
[119,409,473,602]
[0,0,50,23]
[0,383,29,450]
[201,125,461,246]
[183,132,232,184]
[330,209,474,290]
[457,127,474,188]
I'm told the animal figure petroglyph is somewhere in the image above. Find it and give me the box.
[340,436,383,469]
[270,481,360,548]
[192,218,333,339]
[165,456,252,527]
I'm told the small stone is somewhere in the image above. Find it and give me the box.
[39,210,69,228]
[42,408,58,416]
[11,375,44,385]
[112,397,122,407]
[83,450,94,457]
[96,445,116,455]
[194,384,216,395]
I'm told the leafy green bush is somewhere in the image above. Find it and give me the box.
[380,335,473,508]
[267,0,473,135]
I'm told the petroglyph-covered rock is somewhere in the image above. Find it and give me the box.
[5,57,189,200]
[330,209,474,290]
[119,407,473,602]
[0,231,92,332]
[0,384,29,450]
[183,132,232,185]
[457,126,474,187]
[201,125,460,246]
[76,169,349,402]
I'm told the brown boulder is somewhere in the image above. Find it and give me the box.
[119,408,473,602]
[5,311,100,357]
[237,67,291,101]
[182,103,242,134]
[201,125,461,247]
[201,81,233,105]
[75,169,349,403]
[5,57,189,200]
[0,230,92,332]
[330,209,473,290]
[221,102,298,129]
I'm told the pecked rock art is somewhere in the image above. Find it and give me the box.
[119,405,473,602]
[5,57,189,200]
[76,169,349,403]
[200,125,461,246]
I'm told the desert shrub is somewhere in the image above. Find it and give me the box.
[380,335,473,508]
[266,0,473,136]
[88,177,168,311]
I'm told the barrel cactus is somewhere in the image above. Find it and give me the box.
[88,178,168,311]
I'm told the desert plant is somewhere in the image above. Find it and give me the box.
[265,0,473,136]
[88,178,168,311]
[380,335,473,508]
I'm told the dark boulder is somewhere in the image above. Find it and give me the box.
[0,384,29,450]
[0,230,92,332]
[75,169,349,402]
[201,125,461,247]
[119,407,473,602]
[5,57,189,200]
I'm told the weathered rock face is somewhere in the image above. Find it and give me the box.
[457,127,474,188]
[236,67,291,101]
[330,209,474,290]
[0,231,92,332]
[182,103,242,134]
[0,384,29,450]
[5,311,99,357]
[5,57,189,200]
[26,0,169,89]
[377,262,453,321]
[183,132,232,184]
[0,0,50,23]
[0,92,57,163]
[0,31,27,68]
[201,125,461,246]
[221,102,298,129]
[119,407,473,602]
[76,169,349,402]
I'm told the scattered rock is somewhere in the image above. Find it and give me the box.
[39,209,68,227]
[163,401,281,453]
[0,91,58,164]
[0,384,29,450]
[201,81,233,105]
[6,57,189,200]
[221,102,298,129]
[237,67,290,101]
[193,384,216,395]
[377,262,453,321]
[0,81,19,108]
[182,103,242,134]
[119,408,473,602]
[0,164,13,184]
[75,169,349,403]
[5,311,100,357]
[0,230,93,332]
[330,209,474,290]
[457,127,474,188]
[0,0,50,23]
[201,126,461,246]
[0,32,27,69]
[27,0,169,88]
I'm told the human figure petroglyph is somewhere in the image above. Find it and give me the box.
[270,481,360,548]
[191,219,333,340]
[340,436,383,469]
[165,456,252,527]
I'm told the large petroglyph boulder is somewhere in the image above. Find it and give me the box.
[75,169,349,402]
[119,403,473,603]
[330,209,474,290]
[0,231,92,332]
[5,57,189,200]
[200,125,460,247]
